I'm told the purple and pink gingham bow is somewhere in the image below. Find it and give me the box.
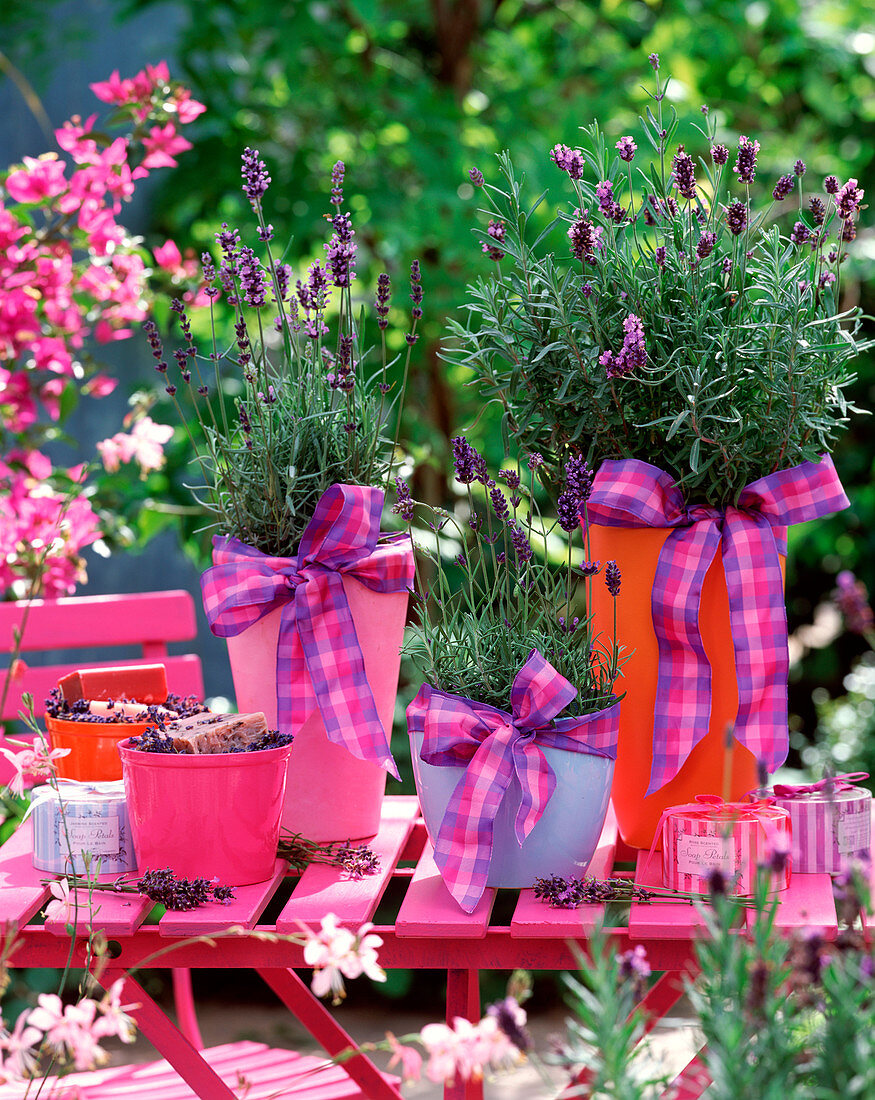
[201,484,414,779]
[587,455,849,796]
[407,650,619,912]
[771,771,869,799]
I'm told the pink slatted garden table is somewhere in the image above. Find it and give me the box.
[1,796,866,1100]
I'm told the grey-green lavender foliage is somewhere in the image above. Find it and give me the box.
[445,65,869,506]
[549,862,875,1100]
[158,153,420,556]
[394,444,623,714]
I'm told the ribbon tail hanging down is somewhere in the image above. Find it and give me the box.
[647,518,723,796]
[294,568,399,779]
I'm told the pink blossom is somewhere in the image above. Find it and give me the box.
[44,878,77,923]
[154,239,183,271]
[386,1032,423,1082]
[5,154,68,204]
[419,1015,523,1084]
[0,740,71,796]
[0,1011,43,1081]
[172,88,207,124]
[90,70,134,105]
[55,113,100,163]
[141,123,192,169]
[26,993,110,1071]
[83,374,119,397]
[93,979,138,1043]
[301,914,386,1003]
[419,1022,460,1083]
[97,416,174,476]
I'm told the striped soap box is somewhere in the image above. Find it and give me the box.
[30,780,137,875]
[770,774,871,874]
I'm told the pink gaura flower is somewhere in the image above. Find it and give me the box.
[301,913,385,1004]
[44,878,77,924]
[386,1032,423,1082]
[0,1011,43,1081]
[93,979,138,1043]
[26,992,110,1071]
[0,741,71,796]
[141,123,192,170]
[5,154,68,204]
[97,416,174,476]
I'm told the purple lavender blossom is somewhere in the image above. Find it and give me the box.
[733,135,760,185]
[576,561,600,577]
[452,436,488,485]
[482,220,507,262]
[325,211,356,288]
[696,231,717,260]
[808,197,826,226]
[468,166,484,187]
[842,219,857,242]
[595,180,617,218]
[375,272,391,330]
[725,200,748,236]
[582,281,594,298]
[568,208,604,264]
[241,147,271,208]
[409,260,423,320]
[528,452,544,469]
[392,477,415,522]
[557,489,581,532]
[604,560,622,596]
[834,571,874,634]
[330,161,345,206]
[836,178,864,220]
[790,221,811,245]
[238,246,268,308]
[257,224,274,242]
[489,485,510,522]
[819,271,836,290]
[824,175,840,194]
[648,53,659,70]
[721,256,733,276]
[498,468,521,490]
[794,159,806,178]
[507,519,533,563]
[565,455,593,502]
[616,136,637,162]
[655,245,667,268]
[671,148,697,200]
[772,174,794,201]
[710,144,730,166]
[550,144,585,180]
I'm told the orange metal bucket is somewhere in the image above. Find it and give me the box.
[589,524,781,849]
[45,714,150,782]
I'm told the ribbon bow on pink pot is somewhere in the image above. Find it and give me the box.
[587,454,849,797]
[407,650,619,912]
[201,483,414,778]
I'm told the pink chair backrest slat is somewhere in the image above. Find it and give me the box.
[0,590,204,723]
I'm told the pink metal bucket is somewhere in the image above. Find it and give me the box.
[225,576,408,841]
[118,738,293,886]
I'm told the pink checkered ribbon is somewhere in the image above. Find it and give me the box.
[407,650,619,912]
[587,455,849,796]
[201,484,414,779]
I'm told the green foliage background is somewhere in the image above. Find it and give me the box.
[3,0,874,753]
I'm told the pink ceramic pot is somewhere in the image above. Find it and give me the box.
[225,576,408,841]
[119,738,293,886]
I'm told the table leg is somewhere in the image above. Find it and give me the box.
[445,969,483,1100]
[256,966,404,1100]
[662,1052,711,1099]
[100,970,239,1100]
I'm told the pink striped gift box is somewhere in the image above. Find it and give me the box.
[659,795,791,896]
[770,773,871,874]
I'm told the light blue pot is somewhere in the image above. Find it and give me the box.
[409,720,616,888]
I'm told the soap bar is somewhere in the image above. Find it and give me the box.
[89,701,177,720]
[165,711,268,754]
[30,781,136,875]
[59,664,168,705]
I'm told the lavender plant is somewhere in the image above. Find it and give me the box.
[447,59,870,505]
[153,151,422,555]
[394,440,623,712]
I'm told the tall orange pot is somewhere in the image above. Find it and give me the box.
[589,524,782,850]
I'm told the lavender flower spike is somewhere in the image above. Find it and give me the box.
[616,136,637,162]
[671,148,697,200]
[772,174,794,201]
[605,561,622,596]
[468,166,484,187]
[557,489,581,533]
[836,178,864,220]
[241,147,271,208]
[733,135,760,185]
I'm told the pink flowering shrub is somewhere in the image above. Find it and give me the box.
[0,62,203,598]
